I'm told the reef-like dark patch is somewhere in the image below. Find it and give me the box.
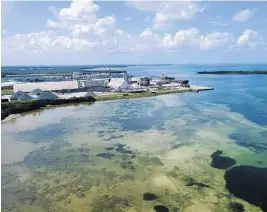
[143,192,158,201]
[91,195,129,212]
[110,135,124,140]
[115,143,134,154]
[185,177,210,190]
[96,153,115,159]
[77,147,89,153]
[210,150,236,170]
[105,147,114,151]
[120,161,135,169]
[154,205,169,212]
[139,156,163,166]
[228,202,244,212]
[230,133,267,153]
[224,165,267,212]
[16,123,65,143]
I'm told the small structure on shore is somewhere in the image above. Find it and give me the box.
[139,77,151,86]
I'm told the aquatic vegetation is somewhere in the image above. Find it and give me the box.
[105,147,114,151]
[154,205,169,212]
[2,79,267,212]
[24,144,92,170]
[120,161,135,169]
[143,192,158,201]
[107,134,124,140]
[210,150,236,169]
[230,133,267,153]
[96,152,115,159]
[138,156,163,166]
[224,165,267,212]
[115,143,134,154]
[91,195,129,212]
[185,177,210,190]
[77,147,89,153]
[228,202,245,212]
[17,123,65,143]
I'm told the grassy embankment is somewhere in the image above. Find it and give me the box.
[1,88,192,120]
[95,88,192,101]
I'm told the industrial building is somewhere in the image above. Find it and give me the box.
[13,81,79,93]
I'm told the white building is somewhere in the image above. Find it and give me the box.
[107,78,130,90]
[13,81,79,93]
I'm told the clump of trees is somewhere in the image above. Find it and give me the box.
[1,96,96,120]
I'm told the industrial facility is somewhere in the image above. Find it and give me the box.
[1,69,211,103]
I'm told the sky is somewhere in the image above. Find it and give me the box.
[1,0,267,65]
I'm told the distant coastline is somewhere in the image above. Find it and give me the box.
[198,71,267,75]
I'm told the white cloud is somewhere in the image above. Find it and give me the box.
[47,0,116,38]
[236,29,258,47]
[127,1,205,30]
[58,0,99,21]
[153,2,205,29]
[161,28,200,48]
[232,9,256,22]
[1,0,239,58]
[140,28,154,38]
[199,32,233,50]
[160,28,233,50]
[126,17,132,21]
[2,31,98,54]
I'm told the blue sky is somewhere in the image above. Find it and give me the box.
[2,1,267,65]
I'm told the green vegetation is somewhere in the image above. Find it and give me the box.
[95,88,192,101]
[1,97,96,120]
[198,71,267,75]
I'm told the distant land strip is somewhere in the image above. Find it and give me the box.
[197,71,267,75]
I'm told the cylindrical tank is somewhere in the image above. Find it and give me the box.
[139,77,151,86]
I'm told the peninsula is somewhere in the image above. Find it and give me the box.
[1,70,214,120]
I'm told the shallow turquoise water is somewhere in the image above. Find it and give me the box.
[1,64,267,212]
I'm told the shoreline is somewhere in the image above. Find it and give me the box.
[1,86,214,122]
[1,88,195,121]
